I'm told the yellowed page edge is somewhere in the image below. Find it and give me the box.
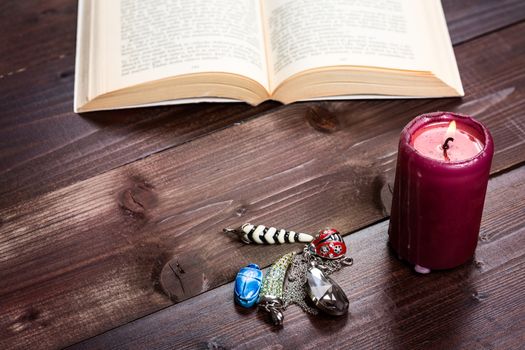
[73,0,92,113]
[430,0,464,95]
[411,0,463,96]
[78,97,241,113]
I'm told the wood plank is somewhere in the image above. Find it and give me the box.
[70,165,525,350]
[1,0,524,209]
[0,0,279,210]
[443,0,525,44]
[1,21,525,349]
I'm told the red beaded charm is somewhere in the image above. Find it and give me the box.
[309,228,346,259]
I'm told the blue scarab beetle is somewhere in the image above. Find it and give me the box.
[234,263,263,308]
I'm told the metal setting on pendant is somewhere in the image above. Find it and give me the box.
[258,295,284,326]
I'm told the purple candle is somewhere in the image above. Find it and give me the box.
[388,112,494,273]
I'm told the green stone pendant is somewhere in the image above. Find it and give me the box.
[258,252,295,325]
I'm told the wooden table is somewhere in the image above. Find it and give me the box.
[1,1,524,349]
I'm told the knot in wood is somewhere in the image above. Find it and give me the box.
[306,105,340,133]
[235,206,247,217]
[118,180,157,219]
[9,307,41,333]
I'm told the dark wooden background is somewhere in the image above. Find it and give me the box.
[1,1,524,349]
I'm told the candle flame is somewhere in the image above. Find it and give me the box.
[445,120,456,139]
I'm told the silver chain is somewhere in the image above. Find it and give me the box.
[283,247,353,315]
[283,250,318,315]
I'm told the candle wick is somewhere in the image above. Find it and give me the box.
[442,137,454,161]
[442,137,454,150]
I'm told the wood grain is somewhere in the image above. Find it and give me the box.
[70,165,525,350]
[1,21,525,349]
[443,0,525,44]
[1,0,524,209]
[0,0,279,210]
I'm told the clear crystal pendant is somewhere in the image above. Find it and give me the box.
[305,264,349,316]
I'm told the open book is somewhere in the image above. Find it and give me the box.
[74,0,463,113]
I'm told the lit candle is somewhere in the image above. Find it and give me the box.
[388,112,494,273]
[411,120,484,162]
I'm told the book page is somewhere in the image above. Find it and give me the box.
[413,0,463,95]
[263,0,429,90]
[91,0,269,97]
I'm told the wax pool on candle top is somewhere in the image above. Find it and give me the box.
[411,121,484,162]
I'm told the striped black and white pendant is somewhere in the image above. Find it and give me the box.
[238,223,314,245]
[224,223,314,244]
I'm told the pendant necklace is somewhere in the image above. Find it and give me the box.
[226,224,353,326]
